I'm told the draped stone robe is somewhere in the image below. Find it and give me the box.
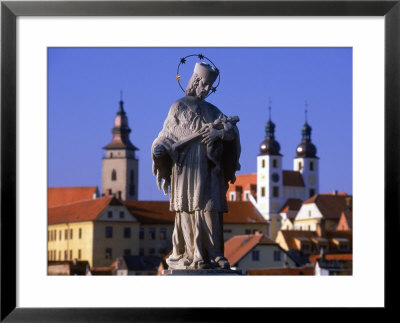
[152,95,240,268]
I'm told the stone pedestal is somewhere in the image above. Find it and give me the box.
[162,268,242,275]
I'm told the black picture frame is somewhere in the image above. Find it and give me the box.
[1,0,397,321]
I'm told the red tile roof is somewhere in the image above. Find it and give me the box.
[304,194,352,219]
[123,201,267,225]
[48,186,98,207]
[308,253,353,265]
[48,196,118,225]
[278,230,352,252]
[224,234,276,266]
[282,171,305,187]
[246,266,315,275]
[279,198,303,213]
[227,173,257,192]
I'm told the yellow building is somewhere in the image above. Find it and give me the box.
[48,195,139,268]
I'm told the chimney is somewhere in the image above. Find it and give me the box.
[235,186,243,201]
[117,191,122,200]
[332,190,338,196]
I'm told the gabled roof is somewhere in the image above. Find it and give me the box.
[282,171,305,187]
[48,196,121,225]
[224,234,276,266]
[280,198,303,213]
[48,186,99,207]
[123,201,267,225]
[303,194,352,219]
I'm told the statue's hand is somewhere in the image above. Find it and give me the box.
[201,128,223,145]
[153,145,166,158]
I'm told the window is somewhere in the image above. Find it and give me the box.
[105,226,113,238]
[229,192,236,201]
[139,248,145,256]
[124,227,131,238]
[110,152,113,158]
[245,229,251,234]
[69,229,73,240]
[65,229,68,240]
[252,250,260,261]
[130,170,134,183]
[119,211,125,219]
[272,159,278,168]
[59,230,62,240]
[124,249,131,256]
[274,251,281,261]
[58,251,61,260]
[139,228,144,240]
[272,186,279,198]
[48,231,50,242]
[129,185,135,196]
[245,192,250,201]
[149,248,155,255]
[108,211,113,218]
[308,210,312,217]
[78,249,82,260]
[79,228,82,239]
[309,189,315,198]
[160,228,167,240]
[298,162,303,171]
[105,248,112,260]
[54,230,57,241]
[149,228,156,240]
[309,161,314,171]
[111,169,117,181]
[69,250,73,260]
[261,159,265,168]
[64,250,68,260]
[261,187,265,197]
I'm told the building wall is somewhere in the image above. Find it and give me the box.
[92,221,140,267]
[48,221,94,265]
[293,157,319,196]
[235,245,296,271]
[274,231,289,251]
[282,186,306,200]
[138,224,173,256]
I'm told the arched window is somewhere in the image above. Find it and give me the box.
[309,161,314,171]
[298,162,303,171]
[111,169,117,181]
[261,159,265,168]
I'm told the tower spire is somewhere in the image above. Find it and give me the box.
[268,97,272,121]
[305,100,308,123]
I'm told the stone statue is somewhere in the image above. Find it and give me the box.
[152,61,241,270]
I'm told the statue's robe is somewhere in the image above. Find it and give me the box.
[152,95,240,269]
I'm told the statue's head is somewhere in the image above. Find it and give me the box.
[185,62,219,99]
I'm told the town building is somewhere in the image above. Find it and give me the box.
[224,233,297,273]
[48,193,140,268]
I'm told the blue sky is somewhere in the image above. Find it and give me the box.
[48,47,352,200]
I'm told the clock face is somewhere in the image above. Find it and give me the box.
[272,173,280,183]
[308,174,316,185]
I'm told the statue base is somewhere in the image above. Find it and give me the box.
[162,268,242,275]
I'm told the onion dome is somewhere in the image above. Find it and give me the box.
[103,100,138,151]
[296,122,317,158]
[260,119,282,156]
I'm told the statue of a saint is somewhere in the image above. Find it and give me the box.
[152,61,241,270]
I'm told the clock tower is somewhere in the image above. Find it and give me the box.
[293,111,319,198]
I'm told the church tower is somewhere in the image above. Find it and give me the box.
[102,99,139,201]
[257,104,284,238]
[293,108,319,198]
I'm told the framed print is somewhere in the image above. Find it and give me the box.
[1,0,398,321]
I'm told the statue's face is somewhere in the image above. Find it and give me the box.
[195,78,212,99]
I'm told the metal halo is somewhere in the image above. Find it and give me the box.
[176,54,221,98]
